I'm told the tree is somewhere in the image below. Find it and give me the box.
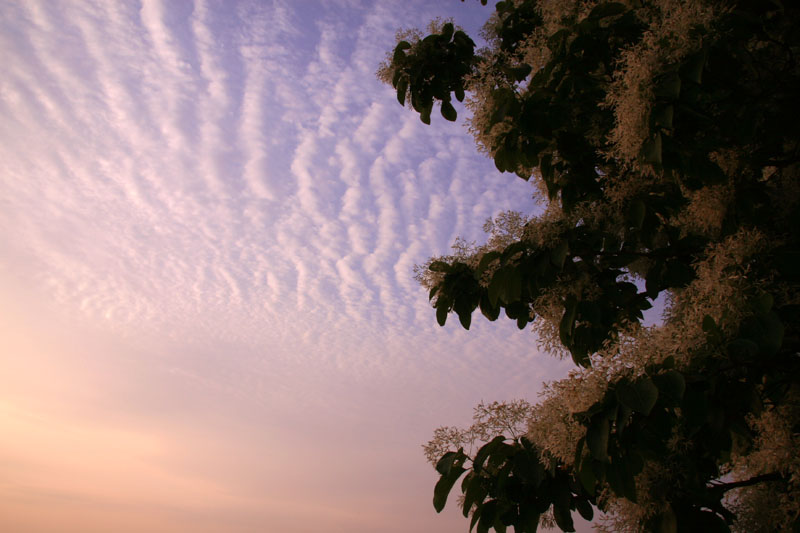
[380,0,800,531]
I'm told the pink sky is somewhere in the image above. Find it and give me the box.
[0,1,583,531]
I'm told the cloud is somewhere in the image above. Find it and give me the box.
[0,2,572,531]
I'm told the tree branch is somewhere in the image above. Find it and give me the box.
[710,472,783,494]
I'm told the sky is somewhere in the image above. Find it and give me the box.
[0,1,584,531]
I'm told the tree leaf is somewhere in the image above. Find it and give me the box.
[559,296,578,345]
[588,2,627,20]
[641,133,662,165]
[550,240,569,269]
[396,77,408,105]
[494,146,509,172]
[654,72,681,100]
[476,251,501,276]
[420,102,433,124]
[503,267,522,303]
[552,502,575,532]
[441,22,454,42]
[614,456,637,502]
[434,464,466,512]
[616,377,659,415]
[680,49,706,84]
[629,199,646,230]
[653,370,685,404]
[575,498,594,521]
[441,100,458,121]
[457,308,472,329]
[435,451,459,475]
[392,41,411,63]
[587,417,610,461]
[428,286,438,301]
[477,500,497,533]
[429,261,451,273]
[462,472,487,518]
[652,105,674,129]
[470,504,482,532]
[654,507,678,533]
[436,302,449,326]
[578,458,597,495]
[479,292,501,321]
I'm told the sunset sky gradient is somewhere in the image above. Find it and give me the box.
[0,1,578,531]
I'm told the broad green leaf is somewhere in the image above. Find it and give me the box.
[457,307,472,329]
[429,261,451,273]
[503,267,522,303]
[588,2,627,20]
[518,507,540,533]
[441,22,454,42]
[614,457,637,502]
[488,269,505,307]
[575,498,594,521]
[552,502,575,532]
[641,133,662,165]
[605,457,624,497]
[727,338,759,360]
[559,297,578,345]
[570,347,590,368]
[550,240,569,268]
[702,314,720,335]
[762,311,785,355]
[502,240,529,260]
[441,100,457,121]
[587,418,610,461]
[629,200,646,230]
[652,105,674,129]
[627,451,644,475]
[473,436,505,472]
[392,41,411,63]
[692,510,730,532]
[494,146,509,172]
[682,386,708,432]
[396,77,408,105]
[477,500,497,533]
[751,291,773,314]
[470,505,482,532]
[420,102,433,124]
[476,251,501,276]
[578,458,597,495]
[435,450,463,475]
[436,303,448,326]
[434,464,466,512]
[655,72,681,100]
[663,259,695,288]
[680,49,706,84]
[616,377,659,415]
[428,286,438,301]
[509,64,532,81]
[655,507,678,533]
[479,292,501,321]
[462,472,487,518]
[616,403,632,435]
[653,370,685,403]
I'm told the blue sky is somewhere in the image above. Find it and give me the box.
[0,1,581,531]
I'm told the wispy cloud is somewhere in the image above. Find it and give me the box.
[0,1,567,531]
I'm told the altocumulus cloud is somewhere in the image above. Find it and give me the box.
[0,1,576,532]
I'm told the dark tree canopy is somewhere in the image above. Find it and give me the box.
[381,0,800,531]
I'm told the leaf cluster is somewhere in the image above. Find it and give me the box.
[381,0,800,530]
[390,22,476,123]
